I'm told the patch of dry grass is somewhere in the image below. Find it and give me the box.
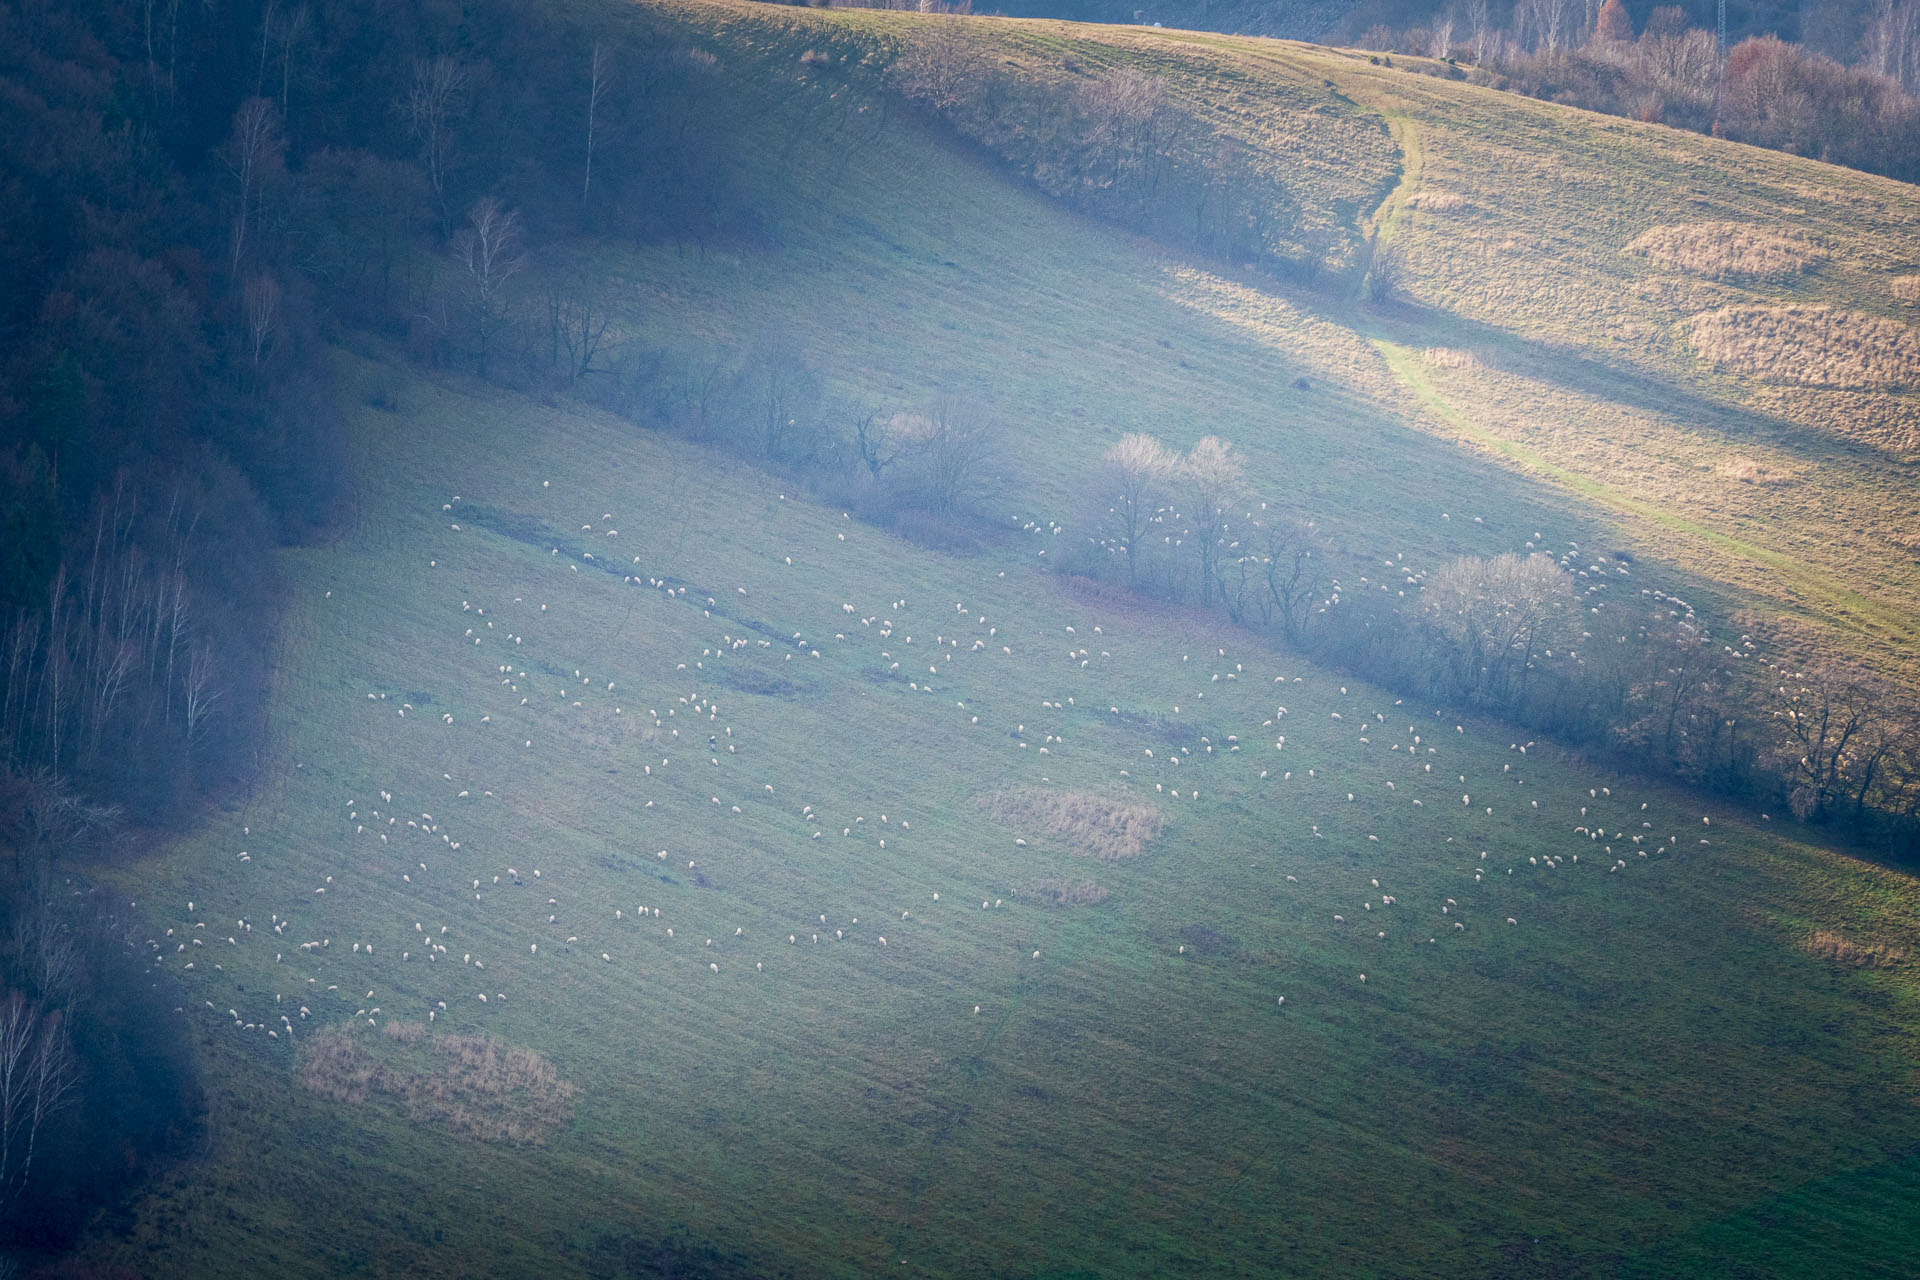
[1807,929,1907,969]
[1686,304,1920,390]
[299,1022,579,1144]
[1627,222,1826,282]
[1712,455,1792,486]
[1031,877,1112,906]
[1895,274,1920,305]
[1421,346,1481,370]
[987,787,1164,860]
[1407,189,1469,213]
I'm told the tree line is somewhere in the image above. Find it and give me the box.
[1062,430,1920,861]
[1353,1,1920,184]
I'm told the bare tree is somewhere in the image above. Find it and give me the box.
[1772,672,1886,820]
[1465,0,1494,61]
[911,397,998,517]
[890,26,976,114]
[852,407,904,480]
[277,5,311,114]
[450,197,525,378]
[1640,25,1722,107]
[244,272,281,371]
[584,42,612,206]
[1079,68,1169,197]
[1090,433,1178,589]
[674,350,736,442]
[403,56,468,230]
[0,993,77,1222]
[749,338,821,462]
[182,638,222,751]
[544,258,615,386]
[1423,552,1578,707]
[1259,517,1328,642]
[222,98,283,277]
[1863,0,1920,89]
[1179,436,1244,607]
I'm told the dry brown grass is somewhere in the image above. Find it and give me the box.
[987,787,1163,860]
[1421,346,1481,370]
[1031,877,1111,906]
[1407,189,1469,213]
[1627,222,1826,282]
[1686,304,1920,390]
[299,1022,579,1143]
[1895,274,1920,305]
[1807,929,1907,969]
[1712,455,1791,486]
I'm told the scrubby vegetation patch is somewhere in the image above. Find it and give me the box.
[299,1022,579,1144]
[987,787,1164,860]
[1807,929,1907,969]
[1628,222,1825,282]
[1032,877,1112,906]
[1686,304,1920,389]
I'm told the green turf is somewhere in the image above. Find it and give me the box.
[77,4,1920,1275]
[84,350,1920,1277]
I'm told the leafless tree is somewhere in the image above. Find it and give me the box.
[852,407,904,480]
[1423,552,1577,706]
[1863,0,1920,89]
[1640,25,1722,107]
[890,26,976,114]
[910,397,998,517]
[403,55,468,230]
[584,42,612,205]
[450,196,525,377]
[544,258,615,386]
[674,352,737,442]
[1465,0,1494,61]
[1771,672,1896,820]
[0,993,77,1222]
[223,98,283,277]
[182,639,222,751]
[1180,436,1244,606]
[244,272,281,370]
[1259,517,1328,642]
[749,339,821,462]
[1090,433,1178,589]
[1519,0,1582,53]
[1079,68,1169,196]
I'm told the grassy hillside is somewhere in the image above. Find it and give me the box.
[87,360,1920,1277]
[71,3,1920,1276]
[659,1,1920,694]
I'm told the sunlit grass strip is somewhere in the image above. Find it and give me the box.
[1373,337,1920,649]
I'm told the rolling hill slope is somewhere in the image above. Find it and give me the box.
[74,4,1920,1277]
[649,0,1920,692]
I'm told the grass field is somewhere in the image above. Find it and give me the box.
[84,350,1920,1277]
[659,0,1920,689]
[74,3,1920,1275]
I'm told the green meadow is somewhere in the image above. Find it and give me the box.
[80,3,1920,1275]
